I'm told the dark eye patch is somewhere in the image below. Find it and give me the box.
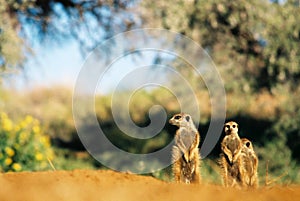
[174,115,181,120]
[246,142,251,147]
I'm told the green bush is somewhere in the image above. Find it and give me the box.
[0,112,54,172]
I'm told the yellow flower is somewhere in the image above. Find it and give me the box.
[25,115,33,124]
[40,136,51,148]
[5,147,15,157]
[32,125,40,134]
[35,153,43,161]
[12,163,22,171]
[19,120,27,129]
[2,118,13,132]
[14,125,21,132]
[4,158,12,166]
[19,131,29,143]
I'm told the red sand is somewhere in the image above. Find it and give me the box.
[0,170,299,201]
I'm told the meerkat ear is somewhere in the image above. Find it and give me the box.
[185,115,190,122]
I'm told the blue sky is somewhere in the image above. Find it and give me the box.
[3,36,162,94]
[3,39,83,90]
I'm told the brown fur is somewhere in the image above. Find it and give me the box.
[240,138,259,188]
[169,113,201,184]
[220,121,245,188]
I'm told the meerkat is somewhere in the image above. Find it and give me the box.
[240,138,259,188]
[219,121,245,188]
[169,113,201,184]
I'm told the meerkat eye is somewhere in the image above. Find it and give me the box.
[246,142,251,147]
[174,115,181,120]
[185,116,190,122]
[225,125,230,129]
[232,125,236,128]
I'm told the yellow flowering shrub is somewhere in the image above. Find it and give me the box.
[0,112,54,172]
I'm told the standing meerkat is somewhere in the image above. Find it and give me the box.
[169,113,201,184]
[220,121,245,187]
[240,138,259,188]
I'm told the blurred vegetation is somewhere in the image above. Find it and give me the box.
[0,112,53,171]
[0,85,299,184]
[0,0,24,71]
[0,0,136,71]
[141,0,300,92]
[0,0,299,185]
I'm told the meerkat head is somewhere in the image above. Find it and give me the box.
[224,121,239,135]
[169,113,192,128]
[241,138,253,150]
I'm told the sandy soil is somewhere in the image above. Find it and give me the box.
[0,170,299,201]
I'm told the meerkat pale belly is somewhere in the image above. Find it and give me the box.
[169,113,201,184]
[220,121,245,188]
[240,138,259,188]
